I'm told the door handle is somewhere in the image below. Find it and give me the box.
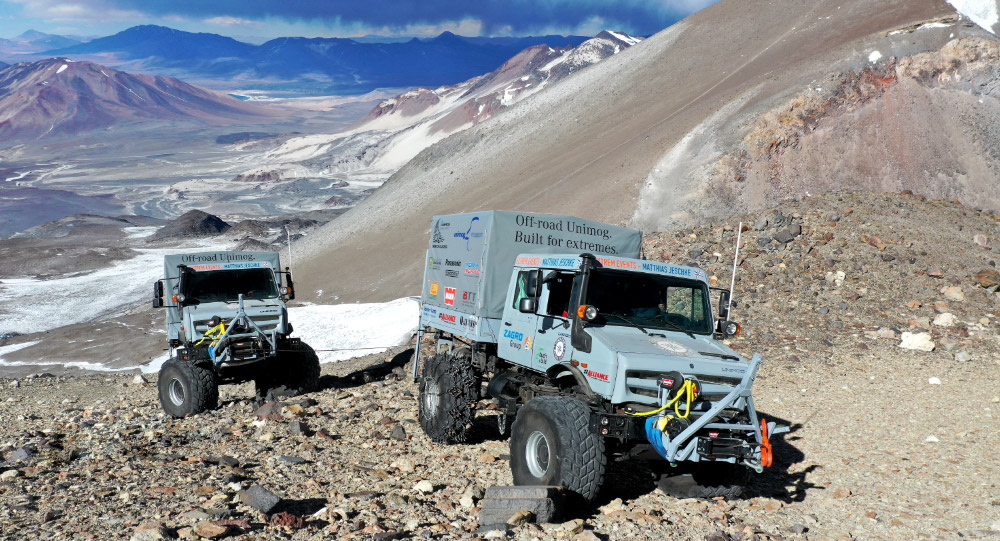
[504,322,512,326]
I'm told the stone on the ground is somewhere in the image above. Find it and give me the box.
[941,286,965,301]
[130,521,173,541]
[933,312,958,326]
[899,332,935,351]
[974,269,1000,289]
[192,521,229,539]
[413,480,435,494]
[239,485,280,513]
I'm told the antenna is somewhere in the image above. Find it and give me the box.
[727,222,742,317]
[286,226,294,270]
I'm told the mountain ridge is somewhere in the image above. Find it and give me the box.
[0,57,280,141]
[40,25,593,93]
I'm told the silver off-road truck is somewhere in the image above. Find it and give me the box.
[152,251,319,417]
[414,212,784,501]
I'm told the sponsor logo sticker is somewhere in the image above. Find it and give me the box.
[444,287,456,306]
[503,329,524,341]
[440,313,456,323]
[445,259,462,267]
[553,337,567,361]
[464,262,481,275]
[428,280,439,297]
[454,216,484,250]
[524,337,532,350]
[585,369,609,382]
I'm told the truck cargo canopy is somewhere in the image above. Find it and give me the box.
[422,211,641,319]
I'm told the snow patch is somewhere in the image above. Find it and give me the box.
[288,298,418,364]
[606,30,641,46]
[56,64,67,74]
[869,50,882,63]
[0,341,41,363]
[948,0,999,33]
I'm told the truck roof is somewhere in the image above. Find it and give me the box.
[514,253,710,284]
[163,251,282,280]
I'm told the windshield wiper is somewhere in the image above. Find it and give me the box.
[659,319,696,339]
[601,313,648,335]
[699,351,741,361]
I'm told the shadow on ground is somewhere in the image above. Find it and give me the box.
[319,348,414,390]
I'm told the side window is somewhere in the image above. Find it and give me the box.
[691,289,706,324]
[512,271,531,309]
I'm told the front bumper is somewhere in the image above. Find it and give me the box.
[596,354,788,470]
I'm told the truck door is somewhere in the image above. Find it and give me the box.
[498,269,538,368]
[532,271,575,371]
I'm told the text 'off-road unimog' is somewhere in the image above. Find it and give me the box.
[414,212,784,500]
[152,251,319,417]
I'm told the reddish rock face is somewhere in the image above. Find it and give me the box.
[0,58,279,141]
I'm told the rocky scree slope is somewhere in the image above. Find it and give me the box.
[1,191,999,539]
[636,34,1000,229]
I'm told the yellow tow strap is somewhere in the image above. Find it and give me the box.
[194,322,226,347]
[626,379,698,419]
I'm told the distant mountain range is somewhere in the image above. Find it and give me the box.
[39,25,593,94]
[0,30,82,56]
[0,58,279,141]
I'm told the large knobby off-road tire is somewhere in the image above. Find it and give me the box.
[256,341,321,399]
[657,462,752,499]
[157,359,219,417]
[419,350,478,443]
[510,395,606,502]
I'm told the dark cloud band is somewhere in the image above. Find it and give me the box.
[74,0,717,35]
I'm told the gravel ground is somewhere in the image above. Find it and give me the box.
[2,191,999,540]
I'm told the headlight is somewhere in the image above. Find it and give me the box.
[577,304,599,321]
[721,320,741,336]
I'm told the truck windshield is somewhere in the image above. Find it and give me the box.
[182,268,279,303]
[585,269,712,334]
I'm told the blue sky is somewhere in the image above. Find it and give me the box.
[0,0,718,41]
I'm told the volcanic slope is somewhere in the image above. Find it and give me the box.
[0,58,280,141]
[293,0,997,303]
[232,31,641,202]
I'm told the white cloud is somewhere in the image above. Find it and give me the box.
[205,16,256,27]
[10,0,145,23]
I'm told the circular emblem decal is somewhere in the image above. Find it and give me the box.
[650,338,693,357]
[553,337,567,362]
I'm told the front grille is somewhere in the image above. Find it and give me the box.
[624,369,742,408]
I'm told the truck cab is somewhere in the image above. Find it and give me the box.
[152,251,319,417]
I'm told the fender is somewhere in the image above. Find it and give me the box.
[546,363,595,398]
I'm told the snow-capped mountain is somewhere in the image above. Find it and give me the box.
[228,31,642,207]
[0,58,279,141]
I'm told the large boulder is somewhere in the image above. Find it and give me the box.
[148,210,229,242]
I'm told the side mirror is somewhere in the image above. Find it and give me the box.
[518,297,537,313]
[153,281,164,308]
[525,269,542,297]
[284,268,296,300]
[718,290,731,319]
